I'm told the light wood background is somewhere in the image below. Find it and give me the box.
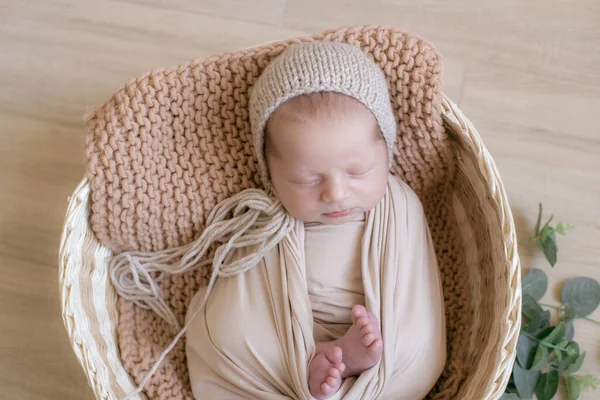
[0,1,598,399]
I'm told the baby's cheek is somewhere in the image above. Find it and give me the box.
[367,177,388,207]
[285,196,317,221]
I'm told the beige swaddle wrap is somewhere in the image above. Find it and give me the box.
[305,214,365,343]
[185,175,446,400]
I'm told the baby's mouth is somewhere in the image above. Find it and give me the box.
[323,208,354,218]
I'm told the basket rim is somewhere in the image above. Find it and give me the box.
[440,96,522,399]
[59,178,144,400]
[58,94,521,400]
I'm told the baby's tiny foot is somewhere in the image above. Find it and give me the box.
[309,346,346,399]
[338,304,383,377]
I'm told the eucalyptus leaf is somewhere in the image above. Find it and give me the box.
[566,342,579,357]
[499,393,520,400]
[558,342,580,371]
[562,306,577,322]
[522,268,548,301]
[522,294,544,332]
[565,375,581,400]
[540,229,558,266]
[514,363,541,399]
[535,370,559,400]
[542,323,566,345]
[565,320,575,341]
[517,334,538,369]
[561,277,600,318]
[539,211,554,239]
[534,326,554,340]
[567,352,586,374]
[524,313,541,334]
[532,345,549,370]
[522,294,543,318]
[539,310,551,329]
[579,375,599,390]
[539,223,554,243]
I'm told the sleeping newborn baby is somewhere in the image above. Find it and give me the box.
[183,42,448,400]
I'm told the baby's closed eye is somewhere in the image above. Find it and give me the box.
[348,166,375,177]
[290,177,322,186]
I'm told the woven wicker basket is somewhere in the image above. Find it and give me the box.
[59,28,521,400]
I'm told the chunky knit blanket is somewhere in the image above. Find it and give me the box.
[85,25,469,399]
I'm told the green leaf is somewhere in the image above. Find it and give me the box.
[517,333,538,369]
[561,306,577,322]
[534,325,554,340]
[557,339,569,349]
[534,203,543,235]
[565,342,579,362]
[565,320,575,341]
[561,277,600,318]
[523,294,543,317]
[522,294,544,333]
[566,375,581,400]
[564,342,579,357]
[567,352,586,374]
[514,363,541,399]
[539,310,551,329]
[499,393,520,400]
[522,268,548,301]
[540,229,558,266]
[579,375,599,390]
[532,345,549,370]
[542,323,566,345]
[539,223,554,243]
[535,370,559,400]
[524,314,541,334]
[539,212,554,241]
[556,222,565,235]
[558,342,580,371]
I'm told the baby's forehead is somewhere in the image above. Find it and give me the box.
[264,92,384,161]
[267,93,380,137]
[271,92,367,120]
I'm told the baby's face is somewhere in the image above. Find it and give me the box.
[265,102,389,225]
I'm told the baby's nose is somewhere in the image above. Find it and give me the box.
[321,177,349,203]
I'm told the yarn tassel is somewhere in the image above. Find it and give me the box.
[108,188,296,399]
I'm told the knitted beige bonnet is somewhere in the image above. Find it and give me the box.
[249,41,397,191]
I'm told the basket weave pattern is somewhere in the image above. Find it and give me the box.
[59,25,520,400]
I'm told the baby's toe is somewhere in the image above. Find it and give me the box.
[326,376,338,388]
[321,382,332,394]
[334,362,346,374]
[351,305,367,322]
[361,324,372,336]
[329,367,341,379]
[356,316,369,328]
[362,333,375,346]
[326,346,343,364]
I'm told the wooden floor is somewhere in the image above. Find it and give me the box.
[1,1,598,399]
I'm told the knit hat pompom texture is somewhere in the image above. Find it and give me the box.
[249,41,397,191]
